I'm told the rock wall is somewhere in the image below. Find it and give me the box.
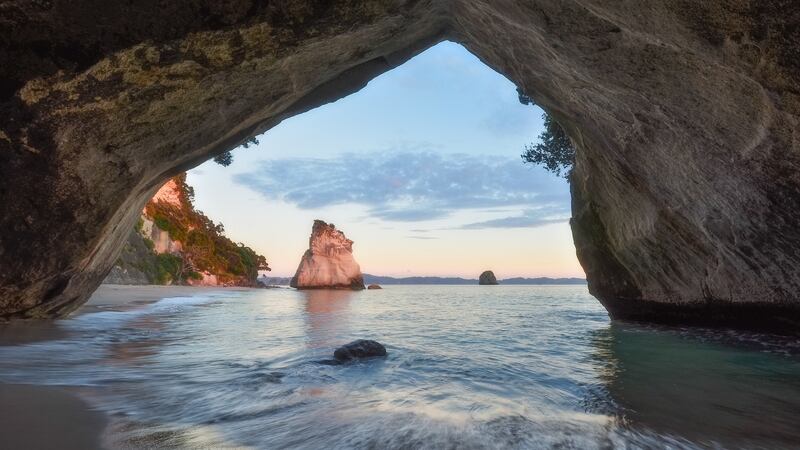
[102,229,155,285]
[0,1,798,328]
[291,220,365,290]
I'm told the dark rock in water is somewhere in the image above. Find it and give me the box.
[260,372,285,383]
[367,284,382,290]
[479,271,499,285]
[334,340,387,361]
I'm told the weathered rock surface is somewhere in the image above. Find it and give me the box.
[102,230,158,286]
[290,221,365,290]
[479,271,499,285]
[334,340,388,361]
[0,1,799,329]
[367,284,383,290]
[102,174,266,287]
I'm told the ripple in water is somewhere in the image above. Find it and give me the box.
[2,286,800,449]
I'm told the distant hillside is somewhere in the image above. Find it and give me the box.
[500,277,586,285]
[363,274,586,285]
[259,274,586,286]
[105,174,269,286]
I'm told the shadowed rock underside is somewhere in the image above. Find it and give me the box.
[1,1,799,329]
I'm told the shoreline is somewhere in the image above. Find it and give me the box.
[78,284,255,315]
[0,284,255,346]
[0,284,253,450]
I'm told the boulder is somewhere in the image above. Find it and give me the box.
[479,271,499,285]
[334,340,387,362]
[290,221,365,290]
[367,284,382,290]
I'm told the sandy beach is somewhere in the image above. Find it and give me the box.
[0,384,108,449]
[0,284,255,450]
[80,284,253,314]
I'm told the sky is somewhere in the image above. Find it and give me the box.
[187,41,583,279]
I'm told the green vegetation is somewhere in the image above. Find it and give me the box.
[213,136,259,167]
[144,173,269,285]
[143,237,155,251]
[153,253,184,285]
[213,152,234,166]
[517,87,576,179]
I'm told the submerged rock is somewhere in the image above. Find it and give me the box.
[479,271,499,285]
[334,340,387,362]
[367,284,382,290]
[290,220,365,290]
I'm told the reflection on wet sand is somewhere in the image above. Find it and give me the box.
[105,315,167,366]
[589,323,800,448]
[0,320,71,346]
[302,290,354,350]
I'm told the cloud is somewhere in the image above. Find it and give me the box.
[458,208,569,230]
[235,151,569,227]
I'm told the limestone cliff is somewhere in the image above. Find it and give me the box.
[105,174,269,287]
[1,1,799,328]
[291,221,365,290]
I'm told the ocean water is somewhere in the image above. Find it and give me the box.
[2,285,800,449]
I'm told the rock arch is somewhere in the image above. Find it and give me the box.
[1,1,799,328]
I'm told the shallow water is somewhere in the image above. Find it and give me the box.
[2,286,800,449]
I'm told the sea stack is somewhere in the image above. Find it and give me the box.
[291,220,365,290]
[479,271,499,285]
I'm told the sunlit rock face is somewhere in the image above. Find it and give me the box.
[149,179,182,208]
[0,1,799,328]
[291,221,365,290]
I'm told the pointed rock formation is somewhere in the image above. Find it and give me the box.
[479,271,499,285]
[291,221,365,290]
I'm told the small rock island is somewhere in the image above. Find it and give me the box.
[290,220,365,290]
[479,271,499,285]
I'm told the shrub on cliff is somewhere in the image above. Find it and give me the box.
[144,173,269,285]
[213,137,259,166]
[517,87,575,179]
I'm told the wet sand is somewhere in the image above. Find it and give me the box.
[0,284,253,345]
[0,284,255,450]
[79,284,252,314]
[0,384,108,449]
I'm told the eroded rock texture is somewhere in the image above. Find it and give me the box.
[289,220,364,290]
[1,1,799,328]
[291,220,365,290]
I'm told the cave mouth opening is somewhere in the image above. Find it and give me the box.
[175,40,580,284]
[6,2,797,330]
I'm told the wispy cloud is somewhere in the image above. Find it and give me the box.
[235,151,569,228]
[458,208,569,230]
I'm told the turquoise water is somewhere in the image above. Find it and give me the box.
[1,285,800,448]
